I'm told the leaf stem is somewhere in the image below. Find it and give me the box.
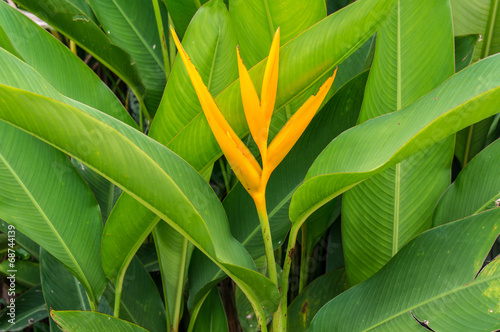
[152,0,170,78]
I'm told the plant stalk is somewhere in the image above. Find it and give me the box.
[152,0,170,77]
[254,193,282,331]
[280,223,302,331]
[298,226,308,293]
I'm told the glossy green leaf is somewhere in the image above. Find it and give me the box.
[72,159,122,222]
[0,259,40,287]
[40,249,91,332]
[13,0,146,109]
[455,34,479,72]
[101,2,237,322]
[288,269,347,332]
[86,0,167,114]
[451,0,500,60]
[290,53,500,240]
[341,0,455,285]
[104,257,167,332]
[0,1,137,128]
[152,221,193,331]
[192,288,228,332]
[0,86,280,318]
[164,0,208,38]
[153,0,397,173]
[0,286,47,331]
[51,311,149,332]
[102,194,160,283]
[310,209,500,331]
[136,243,159,272]
[454,34,492,167]
[230,0,326,67]
[0,120,106,306]
[434,138,500,226]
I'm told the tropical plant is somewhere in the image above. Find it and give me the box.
[0,0,498,331]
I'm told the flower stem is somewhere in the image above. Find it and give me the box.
[254,194,282,331]
[298,226,308,293]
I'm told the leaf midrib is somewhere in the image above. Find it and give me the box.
[109,0,165,72]
[0,153,91,298]
[481,0,499,58]
[393,0,402,256]
[363,269,500,330]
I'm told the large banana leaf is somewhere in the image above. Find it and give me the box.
[341,0,455,284]
[0,120,106,305]
[152,221,193,331]
[310,208,500,331]
[230,0,326,67]
[451,0,500,60]
[451,0,500,165]
[86,0,167,114]
[433,138,500,226]
[101,3,236,326]
[104,257,167,332]
[51,311,149,332]
[0,1,137,127]
[13,0,147,111]
[0,87,280,317]
[290,53,500,227]
[164,0,208,37]
[40,249,91,332]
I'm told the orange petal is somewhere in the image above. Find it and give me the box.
[171,27,262,193]
[237,47,268,156]
[266,69,336,172]
[261,28,280,127]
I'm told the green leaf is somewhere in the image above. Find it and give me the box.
[451,0,500,60]
[290,53,500,240]
[50,311,149,332]
[136,243,159,272]
[104,257,167,332]
[287,269,347,332]
[434,138,500,226]
[310,209,500,331]
[0,121,106,306]
[102,1,238,319]
[153,221,193,331]
[0,1,137,128]
[164,0,208,38]
[0,286,47,331]
[454,34,493,167]
[455,34,479,72]
[72,159,122,222]
[230,0,326,67]
[191,288,229,332]
[0,85,280,317]
[86,0,167,114]
[341,0,455,285]
[0,260,40,288]
[13,0,146,110]
[154,0,397,173]
[40,249,91,332]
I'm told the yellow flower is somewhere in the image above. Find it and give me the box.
[171,27,336,200]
